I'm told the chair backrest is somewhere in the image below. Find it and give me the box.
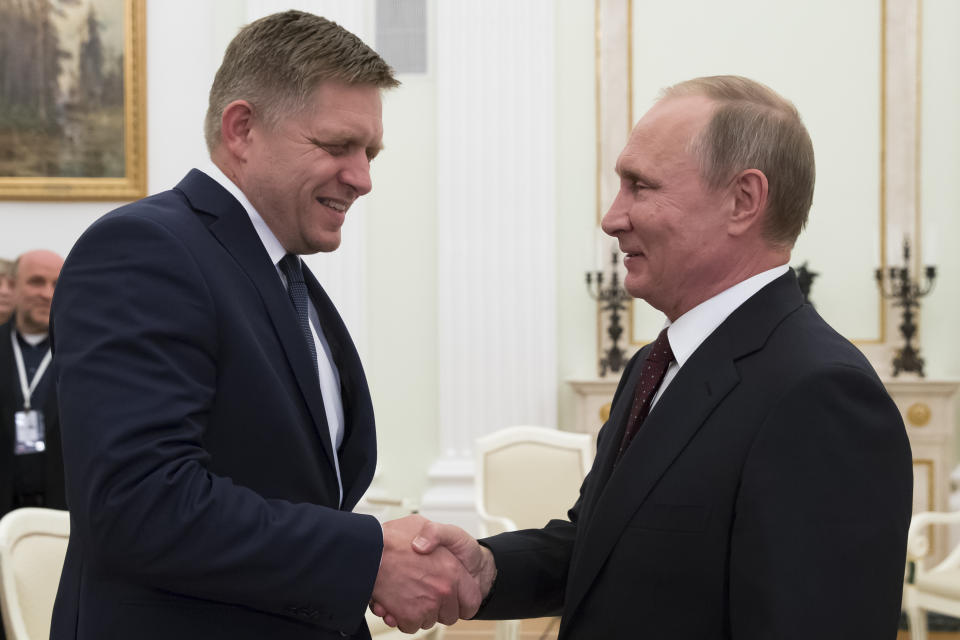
[475,426,593,536]
[0,508,70,640]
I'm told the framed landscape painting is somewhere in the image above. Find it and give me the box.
[0,0,146,200]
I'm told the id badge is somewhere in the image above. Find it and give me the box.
[14,410,46,455]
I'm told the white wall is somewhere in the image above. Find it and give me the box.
[555,1,600,431]
[919,0,960,452]
[363,2,440,502]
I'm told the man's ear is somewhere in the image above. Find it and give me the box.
[727,168,769,237]
[220,100,256,162]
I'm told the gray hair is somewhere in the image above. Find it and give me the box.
[662,75,815,248]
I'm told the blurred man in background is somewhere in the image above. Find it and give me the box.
[0,249,66,517]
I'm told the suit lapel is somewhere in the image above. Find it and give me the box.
[564,271,805,619]
[302,268,377,509]
[173,170,338,475]
[581,350,649,519]
[564,356,739,617]
[561,352,647,600]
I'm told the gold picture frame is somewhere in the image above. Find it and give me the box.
[0,0,146,201]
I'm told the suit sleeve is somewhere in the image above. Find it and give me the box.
[52,213,382,633]
[729,364,912,639]
[475,353,643,620]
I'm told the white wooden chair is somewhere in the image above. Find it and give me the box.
[475,426,593,640]
[365,609,445,639]
[0,508,70,640]
[903,510,960,640]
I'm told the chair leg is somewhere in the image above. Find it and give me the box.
[494,619,521,640]
[906,605,928,640]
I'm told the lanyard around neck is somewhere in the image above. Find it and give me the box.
[10,325,52,411]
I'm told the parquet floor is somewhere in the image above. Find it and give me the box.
[431,617,960,639]
[440,621,955,639]
[442,617,559,639]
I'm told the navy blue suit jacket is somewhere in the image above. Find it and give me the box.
[50,170,382,639]
[477,271,913,639]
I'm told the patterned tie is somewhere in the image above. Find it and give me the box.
[616,327,674,462]
[278,254,320,380]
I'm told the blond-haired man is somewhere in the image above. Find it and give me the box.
[52,11,478,640]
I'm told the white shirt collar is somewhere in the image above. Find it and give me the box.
[666,264,790,367]
[18,331,48,346]
[202,163,288,266]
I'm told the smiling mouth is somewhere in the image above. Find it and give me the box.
[317,197,350,212]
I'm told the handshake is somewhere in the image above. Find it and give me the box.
[370,514,497,633]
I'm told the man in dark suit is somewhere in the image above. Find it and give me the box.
[0,250,66,517]
[0,249,66,640]
[401,76,913,638]
[50,11,479,640]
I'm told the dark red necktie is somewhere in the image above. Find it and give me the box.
[616,328,674,462]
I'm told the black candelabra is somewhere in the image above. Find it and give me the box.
[794,261,819,307]
[875,237,937,377]
[586,250,632,376]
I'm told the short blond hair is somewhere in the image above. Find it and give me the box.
[204,10,399,152]
[662,75,815,248]
[0,258,12,279]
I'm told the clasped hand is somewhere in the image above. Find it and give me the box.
[370,514,496,633]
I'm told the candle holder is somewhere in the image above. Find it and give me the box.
[875,237,937,377]
[794,261,819,307]
[586,250,632,376]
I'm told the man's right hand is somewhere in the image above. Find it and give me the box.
[371,518,497,630]
[371,515,483,633]
[412,520,497,600]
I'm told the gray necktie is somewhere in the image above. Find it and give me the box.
[278,254,319,380]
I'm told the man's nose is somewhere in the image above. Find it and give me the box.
[340,151,373,196]
[601,192,630,236]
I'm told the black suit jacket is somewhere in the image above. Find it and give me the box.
[0,319,66,515]
[50,170,382,640]
[478,271,913,639]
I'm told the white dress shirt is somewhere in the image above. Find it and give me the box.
[203,164,345,504]
[651,264,790,410]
